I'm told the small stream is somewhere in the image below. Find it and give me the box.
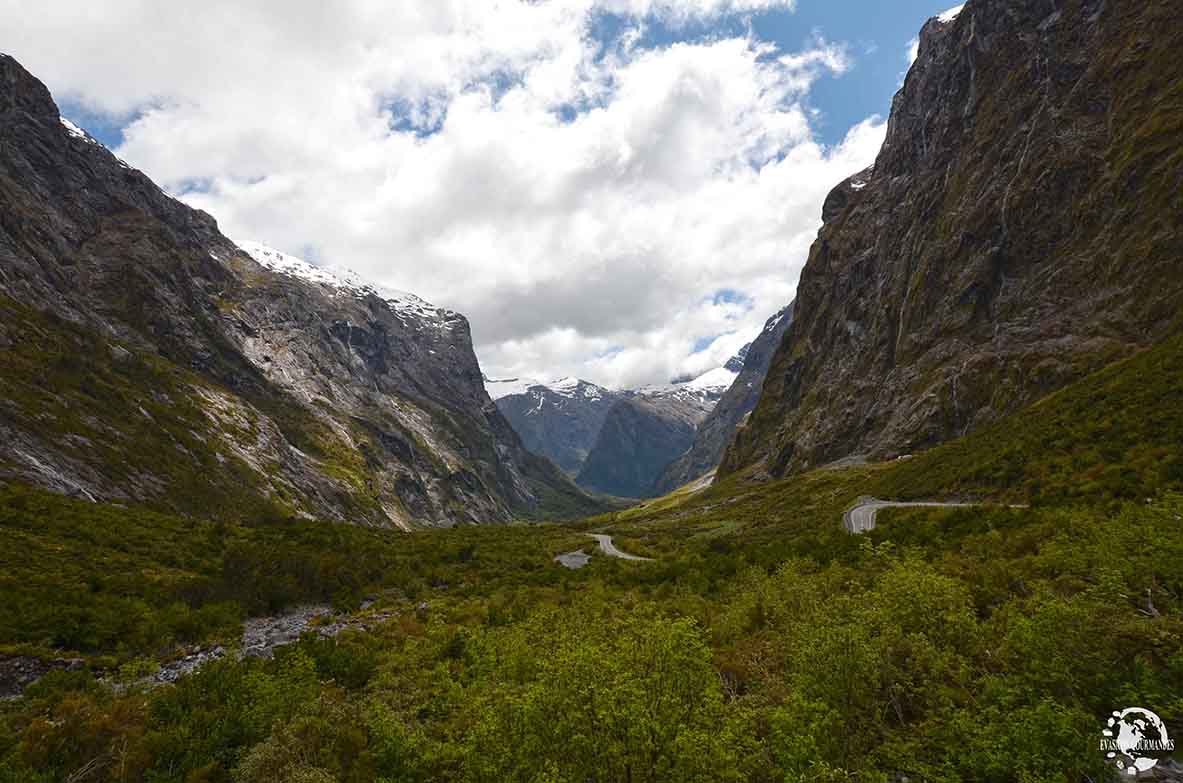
[1,601,394,698]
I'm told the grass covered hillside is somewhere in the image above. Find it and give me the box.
[872,330,1183,508]
[2,325,1182,782]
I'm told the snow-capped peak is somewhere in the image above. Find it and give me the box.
[937,4,965,23]
[487,363,738,405]
[484,375,608,402]
[549,377,581,392]
[682,366,739,392]
[235,240,452,324]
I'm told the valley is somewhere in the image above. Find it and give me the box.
[1,0,1182,780]
[3,330,1182,779]
[492,302,795,500]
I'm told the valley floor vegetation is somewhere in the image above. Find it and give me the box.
[2,334,1182,782]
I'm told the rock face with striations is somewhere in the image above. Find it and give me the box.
[722,0,1183,479]
[656,302,793,493]
[0,53,600,527]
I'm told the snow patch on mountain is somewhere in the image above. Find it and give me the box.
[683,366,739,392]
[236,240,455,325]
[484,377,545,400]
[484,375,609,402]
[60,117,97,144]
[937,5,965,23]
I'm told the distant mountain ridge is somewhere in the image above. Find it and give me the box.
[574,381,724,498]
[491,337,782,498]
[491,361,736,481]
[490,377,620,475]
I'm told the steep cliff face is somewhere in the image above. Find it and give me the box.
[493,379,620,475]
[0,54,599,526]
[722,0,1183,478]
[576,386,720,498]
[656,302,793,493]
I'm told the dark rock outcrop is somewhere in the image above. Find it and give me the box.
[0,53,601,526]
[656,302,794,493]
[722,0,1183,478]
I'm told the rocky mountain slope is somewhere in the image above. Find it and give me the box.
[491,377,620,475]
[0,53,600,527]
[722,0,1183,479]
[656,302,794,493]
[575,382,726,498]
[491,358,739,487]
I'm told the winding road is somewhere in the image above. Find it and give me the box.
[589,534,652,561]
[842,497,1023,534]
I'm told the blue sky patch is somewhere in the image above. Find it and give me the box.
[58,100,132,149]
[580,1,960,147]
[710,288,752,307]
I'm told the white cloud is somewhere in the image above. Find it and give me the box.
[1,0,884,389]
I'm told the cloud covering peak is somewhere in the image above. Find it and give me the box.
[4,0,885,387]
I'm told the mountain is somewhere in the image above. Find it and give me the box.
[722,0,1183,479]
[491,377,621,475]
[656,302,794,493]
[490,358,738,484]
[723,348,748,373]
[492,363,740,498]
[575,381,726,498]
[0,53,601,527]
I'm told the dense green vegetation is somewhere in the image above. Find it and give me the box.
[2,330,1182,781]
[871,331,1183,507]
[0,483,601,662]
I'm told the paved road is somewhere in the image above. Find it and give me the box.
[590,534,652,561]
[843,497,983,534]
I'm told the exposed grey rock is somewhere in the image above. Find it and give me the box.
[0,53,601,526]
[554,549,592,569]
[723,348,748,374]
[0,655,84,699]
[120,605,397,691]
[722,0,1183,478]
[240,604,335,659]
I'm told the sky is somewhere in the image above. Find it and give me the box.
[1,0,959,389]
